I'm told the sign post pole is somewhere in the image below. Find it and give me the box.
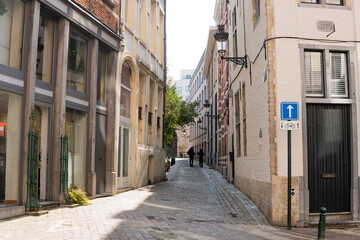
[280,102,298,231]
[287,129,291,230]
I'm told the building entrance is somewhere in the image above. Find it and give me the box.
[307,104,351,213]
[117,125,130,189]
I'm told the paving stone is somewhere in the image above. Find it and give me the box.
[0,159,358,239]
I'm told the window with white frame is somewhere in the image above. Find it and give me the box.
[330,52,348,98]
[304,50,348,98]
[301,0,343,5]
[304,51,324,97]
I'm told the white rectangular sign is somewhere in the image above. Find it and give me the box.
[280,121,300,131]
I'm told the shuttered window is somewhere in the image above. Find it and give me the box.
[330,52,348,98]
[305,51,324,97]
[301,0,318,3]
[326,0,343,5]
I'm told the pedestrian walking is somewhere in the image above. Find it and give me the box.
[197,149,205,168]
[187,147,195,167]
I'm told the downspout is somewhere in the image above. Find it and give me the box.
[119,0,122,36]
[162,0,167,148]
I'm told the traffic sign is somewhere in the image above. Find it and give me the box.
[281,102,299,121]
[280,121,300,131]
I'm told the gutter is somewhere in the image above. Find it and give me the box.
[162,0,167,149]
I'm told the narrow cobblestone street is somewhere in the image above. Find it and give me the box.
[1,159,360,240]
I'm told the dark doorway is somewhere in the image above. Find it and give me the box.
[307,104,351,213]
[95,113,106,194]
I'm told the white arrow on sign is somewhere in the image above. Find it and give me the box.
[287,105,294,118]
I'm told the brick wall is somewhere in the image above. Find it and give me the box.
[218,0,229,167]
[74,0,120,33]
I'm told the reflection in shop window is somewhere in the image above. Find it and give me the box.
[36,14,55,83]
[0,0,25,69]
[0,90,22,206]
[66,109,87,189]
[67,32,88,93]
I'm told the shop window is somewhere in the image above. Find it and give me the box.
[65,109,87,189]
[36,14,55,83]
[0,0,25,70]
[67,32,88,93]
[97,49,107,103]
[0,90,22,206]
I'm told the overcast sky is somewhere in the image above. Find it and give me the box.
[167,0,216,81]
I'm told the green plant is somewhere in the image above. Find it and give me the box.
[30,107,41,166]
[164,82,199,147]
[68,184,90,206]
[0,0,7,16]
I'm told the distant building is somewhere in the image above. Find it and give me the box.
[175,70,194,101]
[189,51,206,158]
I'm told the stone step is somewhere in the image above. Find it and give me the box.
[95,193,113,199]
[309,220,360,228]
[116,188,133,195]
[39,201,60,210]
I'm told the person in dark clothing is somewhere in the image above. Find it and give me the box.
[197,149,205,168]
[187,147,195,167]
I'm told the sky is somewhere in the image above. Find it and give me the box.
[166,0,216,81]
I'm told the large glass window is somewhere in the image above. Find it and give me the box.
[122,128,129,177]
[67,32,88,93]
[36,14,55,83]
[0,0,25,69]
[305,51,324,97]
[97,50,107,103]
[66,109,87,189]
[0,90,22,206]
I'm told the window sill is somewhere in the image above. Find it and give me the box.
[102,0,115,9]
[298,3,351,10]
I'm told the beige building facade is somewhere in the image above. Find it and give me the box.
[0,0,166,220]
[211,0,360,226]
[118,0,166,189]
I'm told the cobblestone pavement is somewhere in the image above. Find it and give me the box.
[1,159,360,240]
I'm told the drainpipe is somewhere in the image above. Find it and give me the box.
[119,0,122,36]
[162,0,167,149]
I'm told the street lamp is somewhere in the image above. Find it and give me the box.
[204,100,211,108]
[214,25,247,68]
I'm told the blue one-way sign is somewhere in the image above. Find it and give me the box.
[281,102,299,121]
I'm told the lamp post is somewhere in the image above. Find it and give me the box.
[214,25,247,68]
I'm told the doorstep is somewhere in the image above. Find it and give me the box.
[116,188,133,195]
[0,205,25,220]
[96,193,113,199]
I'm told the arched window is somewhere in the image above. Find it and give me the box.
[120,62,131,118]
